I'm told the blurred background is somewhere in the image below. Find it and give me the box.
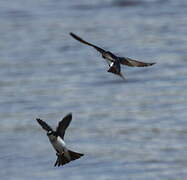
[0,0,187,179]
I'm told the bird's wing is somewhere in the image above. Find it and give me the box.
[36,118,53,132]
[70,32,106,54]
[118,57,156,67]
[56,113,72,139]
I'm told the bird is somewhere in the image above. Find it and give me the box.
[70,32,155,79]
[36,113,84,167]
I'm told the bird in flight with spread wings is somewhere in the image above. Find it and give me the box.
[70,32,155,79]
[36,113,84,167]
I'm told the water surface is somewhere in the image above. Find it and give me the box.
[0,0,187,179]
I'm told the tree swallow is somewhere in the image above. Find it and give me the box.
[70,32,155,79]
[36,113,84,167]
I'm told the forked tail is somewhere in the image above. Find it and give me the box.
[54,150,84,167]
[107,67,126,80]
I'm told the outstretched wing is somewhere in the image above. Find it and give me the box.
[56,113,72,139]
[118,57,156,67]
[36,118,53,132]
[70,32,106,54]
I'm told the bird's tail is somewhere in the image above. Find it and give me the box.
[54,150,84,167]
[68,150,84,161]
[107,65,117,74]
[119,72,126,80]
[107,67,126,80]
[54,154,69,167]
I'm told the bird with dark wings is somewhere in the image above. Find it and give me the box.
[36,113,84,167]
[70,32,155,79]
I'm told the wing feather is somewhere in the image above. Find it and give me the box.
[36,118,53,132]
[118,57,156,67]
[56,113,72,139]
[70,32,106,54]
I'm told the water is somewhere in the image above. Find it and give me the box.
[0,0,187,179]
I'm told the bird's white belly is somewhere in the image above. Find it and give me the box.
[48,135,71,160]
[51,136,67,153]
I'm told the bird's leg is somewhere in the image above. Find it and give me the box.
[54,152,65,167]
[56,152,64,157]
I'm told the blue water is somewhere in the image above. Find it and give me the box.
[0,0,187,179]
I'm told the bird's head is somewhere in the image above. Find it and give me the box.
[47,130,53,136]
[47,131,57,142]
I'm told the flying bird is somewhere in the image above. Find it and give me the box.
[36,113,84,167]
[70,32,155,79]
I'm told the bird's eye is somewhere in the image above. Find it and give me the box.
[47,131,52,135]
